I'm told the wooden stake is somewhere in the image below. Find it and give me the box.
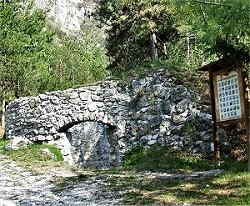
[244,78,250,171]
[241,73,250,171]
[247,118,250,171]
[1,98,5,137]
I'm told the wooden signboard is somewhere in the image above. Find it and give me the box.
[199,58,250,169]
[213,68,246,124]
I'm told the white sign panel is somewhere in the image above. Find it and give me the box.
[217,73,241,121]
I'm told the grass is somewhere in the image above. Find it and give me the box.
[0,138,64,170]
[123,145,216,172]
[52,145,250,205]
[42,144,250,205]
[97,146,250,205]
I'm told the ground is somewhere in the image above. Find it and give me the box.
[0,154,121,205]
[1,140,250,205]
[0,152,224,206]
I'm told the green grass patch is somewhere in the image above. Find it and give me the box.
[3,144,63,163]
[123,145,216,172]
[0,138,9,153]
[0,138,63,169]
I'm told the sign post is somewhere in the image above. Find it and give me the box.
[199,58,249,168]
[244,78,250,171]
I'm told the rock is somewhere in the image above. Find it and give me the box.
[148,140,157,145]
[41,148,56,160]
[33,0,103,36]
[6,136,32,150]
[87,102,97,112]
[50,133,74,165]
[65,122,120,168]
[79,92,91,101]
[0,199,16,206]
[172,114,189,124]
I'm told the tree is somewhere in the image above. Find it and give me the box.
[96,0,179,68]
[0,1,55,99]
[167,0,250,61]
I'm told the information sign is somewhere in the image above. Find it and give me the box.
[216,73,241,121]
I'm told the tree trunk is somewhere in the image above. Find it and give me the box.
[187,33,190,64]
[163,43,167,57]
[150,32,158,60]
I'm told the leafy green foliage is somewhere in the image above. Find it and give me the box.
[96,0,178,68]
[169,0,250,60]
[0,2,53,99]
[26,37,108,94]
[0,1,108,101]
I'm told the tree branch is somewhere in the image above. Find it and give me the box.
[199,4,208,24]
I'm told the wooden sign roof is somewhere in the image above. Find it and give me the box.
[198,57,242,72]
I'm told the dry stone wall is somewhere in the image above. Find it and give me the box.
[5,70,214,168]
[6,81,129,168]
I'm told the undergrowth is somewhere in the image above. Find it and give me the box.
[123,145,215,172]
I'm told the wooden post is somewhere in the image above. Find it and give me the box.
[209,72,220,163]
[247,113,250,171]
[150,32,158,60]
[1,98,6,137]
[240,73,250,171]
[244,76,250,171]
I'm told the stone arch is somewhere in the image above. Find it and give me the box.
[64,121,120,168]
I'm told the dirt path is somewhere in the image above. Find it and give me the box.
[0,154,121,206]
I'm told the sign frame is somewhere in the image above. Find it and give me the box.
[212,67,246,124]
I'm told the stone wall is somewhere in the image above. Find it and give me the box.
[124,71,213,155]
[6,80,129,168]
[5,70,214,168]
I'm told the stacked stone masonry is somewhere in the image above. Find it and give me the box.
[5,70,214,168]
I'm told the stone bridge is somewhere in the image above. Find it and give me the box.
[6,81,130,168]
[5,71,214,168]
